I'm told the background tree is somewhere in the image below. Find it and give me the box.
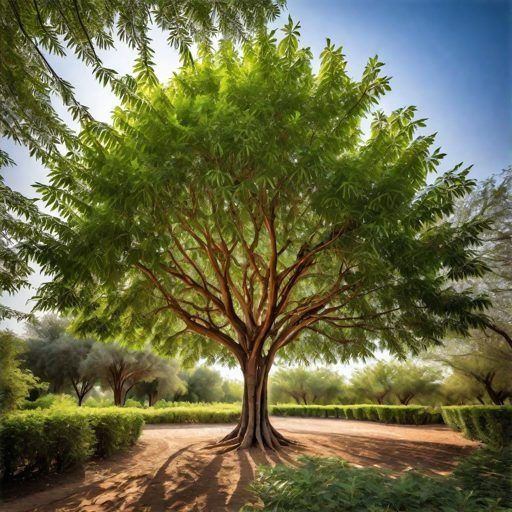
[270,368,344,405]
[222,380,244,403]
[440,372,487,405]
[24,315,73,393]
[178,366,225,403]
[428,334,512,405]
[131,359,185,406]
[349,362,396,404]
[0,330,40,412]
[34,24,491,450]
[83,343,168,405]
[389,362,441,405]
[451,167,512,349]
[23,315,98,404]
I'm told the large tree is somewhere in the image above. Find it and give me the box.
[34,23,490,450]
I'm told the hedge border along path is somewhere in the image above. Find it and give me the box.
[270,404,443,425]
[0,408,144,481]
[441,405,512,449]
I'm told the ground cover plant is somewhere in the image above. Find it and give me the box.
[244,448,512,511]
[33,20,491,452]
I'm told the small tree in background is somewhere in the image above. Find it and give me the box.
[222,380,244,403]
[82,343,171,406]
[390,362,441,405]
[35,23,491,450]
[440,372,487,405]
[270,368,344,405]
[178,366,226,403]
[131,359,185,406]
[0,331,40,412]
[350,362,396,404]
[428,334,512,405]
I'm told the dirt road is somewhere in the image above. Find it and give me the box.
[0,417,478,512]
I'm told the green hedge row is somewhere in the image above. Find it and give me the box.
[441,406,512,448]
[270,404,443,425]
[0,408,144,481]
[137,406,240,424]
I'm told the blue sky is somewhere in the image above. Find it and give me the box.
[1,0,511,374]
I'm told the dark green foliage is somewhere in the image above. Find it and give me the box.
[270,404,441,424]
[442,406,512,448]
[0,408,143,481]
[244,451,511,511]
[85,410,144,457]
[0,411,94,480]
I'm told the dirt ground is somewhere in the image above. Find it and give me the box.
[0,417,479,512]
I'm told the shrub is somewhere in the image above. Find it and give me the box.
[0,410,94,480]
[139,406,240,424]
[244,451,511,511]
[269,404,441,425]
[442,406,512,448]
[0,408,144,481]
[22,394,76,410]
[81,409,144,457]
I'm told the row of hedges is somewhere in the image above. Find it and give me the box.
[0,408,144,481]
[136,406,241,424]
[441,406,512,448]
[270,404,443,425]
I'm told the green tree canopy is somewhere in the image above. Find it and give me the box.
[34,23,490,449]
[178,366,225,403]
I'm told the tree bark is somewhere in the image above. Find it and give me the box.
[210,355,295,451]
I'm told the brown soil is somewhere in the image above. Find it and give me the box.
[0,417,479,512]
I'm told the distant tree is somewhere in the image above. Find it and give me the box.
[349,362,396,405]
[35,24,491,450]
[440,372,487,405]
[390,362,441,405]
[131,359,185,406]
[24,315,74,393]
[452,167,512,349]
[222,380,244,403]
[270,367,344,405]
[179,367,225,403]
[428,333,512,405]
[83,343,168,405]
[0,330,40,412]
[24,315,98,404]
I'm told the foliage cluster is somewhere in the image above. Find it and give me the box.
[0,408,143,481]
[244,450,512,511]
[442,406,512,449]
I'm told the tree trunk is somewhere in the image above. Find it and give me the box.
[210,355,295,451]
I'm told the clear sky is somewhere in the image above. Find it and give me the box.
[1,0,511,376]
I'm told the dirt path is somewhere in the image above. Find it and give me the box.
[0,418,479,512]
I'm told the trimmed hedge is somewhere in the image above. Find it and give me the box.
[138,406,240,424]
[0,408,143,481]
[270,404,442,425]
[441,406,512,448]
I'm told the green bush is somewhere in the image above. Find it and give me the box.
[22,394,76,410]
[0,410,94,480]
[244,450,511,511]
[139,406,240,424]
[0,408,144,481]
[442,406,512,448]
[269,404,441,425]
